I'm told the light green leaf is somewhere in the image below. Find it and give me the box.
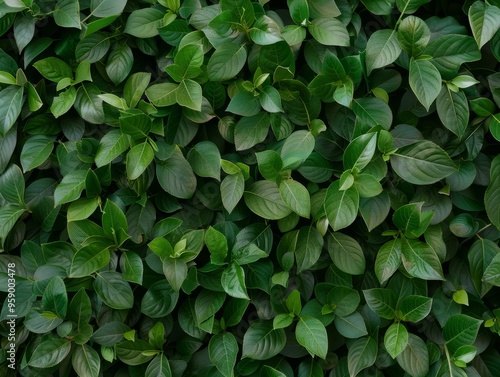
[221,171,244,214]
[280,130,315,169]
[28,338,72,368]
[436,86,469,139]
[106,43,133,85]
[375,239,402,285]
[187,141,221,180]
[176,79,202,111]
[347,337,377,377]
[234,112,270,151]
[156,146,197,199]
[396,334,429,377]
[90,0,126,17]
[307,17,349,46]
[259,86,284,113]
[163,257,188,291]
[0,85,24,137]
[384,323,409,359]
[54,0,81,29]
[74,83,105,124]
[390,140,456,185]
[207,43,247,81]
[209,332,238,377]
[397,15,431,57]
[366,29,402,75]
[296,316,328,359]
[485,155,500,231]
[324,181,359,231]
[94,271,134,309]
[401,237,445,280]
[33,57,72,82]
[20,135,55,173]
[124,8,164,38]
[54,169,87,207]
[72,344,101,377]
[126,142,154,180]
[242,321,286,360]
[95,130,130,167]
[0,164,24,204]
[279,179,310,218]
[67,197,99,222]
[244,180,292,220]
[468,1,500,49]
[221,261,249,299]
[409,58,442,111]
[51,87,77,118]
[343,132,378,171]
[398,295,432,323]
[327,232,365,275]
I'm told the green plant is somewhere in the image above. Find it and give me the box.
[1,0,500,375]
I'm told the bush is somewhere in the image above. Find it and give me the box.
[1,0,500,375]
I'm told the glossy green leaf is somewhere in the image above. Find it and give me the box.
[208,43,247,81]
[409,58,442,111]
[296,316,328,359]
[29,338,72,368]
[366,29,402,75]
[347,337,377,377]
[384,323,409,358]
[391,141,456,184]
[468,1,500,48]
[242,321,286,360]
[94,271,134,309]
[209,332,238,377]
[244,181,292,220]
[324,181,359,231]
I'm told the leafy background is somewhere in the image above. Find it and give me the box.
[1,0,500,376]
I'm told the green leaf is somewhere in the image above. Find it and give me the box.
[375,239,402,285]
[384,323,409,359]
[469,1,500,49]
[106,43,133,85]
[409,59,441,111]
[42,276,67,318]
[0,164,24,204]
[296,316,328,359]
[76,33,111,63]
[54,0,81,29]
[205,227,228,265]
[163,257,188,291]
[390,140,456,184]
[399,295,432,322]
[343,132,378,171]
[324,181,359,231]
[156,146,197,199]
[401,237,445,280]
[51,87,77,118]
[307,17,349,46]
[94,271,134,309]
[443,314,483,355]
[145,354,172,377]
[397,15,431,57]
[221,171,244,214]
[359,192,391,231]
[126,142,154,180]
[95,130,130,167]
[72,344,100,377]
[69,239,111,277]
[221,261,249,299]
[124,72,151,109]
[33,57,72,82]
[209,332,238,377]
[207,43,247,81]
[242,321,286,360]
[176,79,202,111]
[67,288,92,329]
[327,232,365,275]
[259,86,284,113]
[366,29,402,75]
[124,8,164,38]
[115,339,154,365]
[363,288,397,319]
[436,86,469,139]
[295,226,324,273]
[54,169,87,207]
[120,252,143,284]
[396,0,431,14]
[288,0,309,25]
[485,155,500,231]
[347,337,377,377]
[280,130,315,169]
[0,85,24,137]
[28,338,72,368]
[352,97,393,129]
[74,83,105,124]
[396,334,429,377]
[256,150,283,181]
[244,180,292,220]
[21,135,55,172]
[187,141,221,180]
[90,0,127,17]
[334,312,368,339]
[279,180,310,218]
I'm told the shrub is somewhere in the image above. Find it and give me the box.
[1,0,500,376]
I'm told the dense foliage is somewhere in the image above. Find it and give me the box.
[1,0,500,375]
